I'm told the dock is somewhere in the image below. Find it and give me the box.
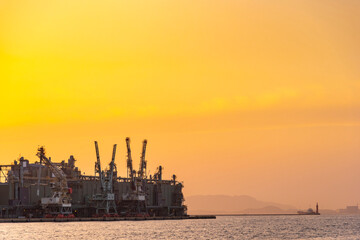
[0,215,216,223]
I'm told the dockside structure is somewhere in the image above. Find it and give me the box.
[0,139,186,218]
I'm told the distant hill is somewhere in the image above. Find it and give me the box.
[186,195,297,214]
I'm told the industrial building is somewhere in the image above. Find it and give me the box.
[0,138,186,218]
[338,205,360,214]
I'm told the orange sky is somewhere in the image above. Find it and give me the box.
[0,0,359,210]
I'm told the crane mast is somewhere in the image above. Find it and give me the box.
[138,139,147,179]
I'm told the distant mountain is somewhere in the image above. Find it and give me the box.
[186,195,297,214]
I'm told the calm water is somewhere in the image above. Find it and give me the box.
[0,215,360,239]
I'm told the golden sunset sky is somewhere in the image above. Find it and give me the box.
[0,0,359,209]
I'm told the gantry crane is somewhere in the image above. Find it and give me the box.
[36,146,73,217]
[92,141,118,216]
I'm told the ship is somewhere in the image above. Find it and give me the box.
[0,138,187,218]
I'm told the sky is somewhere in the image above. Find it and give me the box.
[0,0,359,210]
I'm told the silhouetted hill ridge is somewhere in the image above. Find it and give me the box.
[186,195,297,214]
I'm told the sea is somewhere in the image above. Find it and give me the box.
[0,215,360,239]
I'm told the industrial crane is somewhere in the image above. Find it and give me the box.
[36,146,73,217]
[138,139,147,179]
[126,137,135,180]
[122,138,147,216]
[94,141,105,191]
[106,144,117,193]
[126,137,137,192]
[92,141,118,216]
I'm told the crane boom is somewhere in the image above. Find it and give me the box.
[94,141,105,191]
[107,144,117,192]
[138,139,147,178]
[94,141,101,173]
[36,147,68,189]
[126,137,134,179]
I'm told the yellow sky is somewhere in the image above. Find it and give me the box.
[0,0,359,209]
